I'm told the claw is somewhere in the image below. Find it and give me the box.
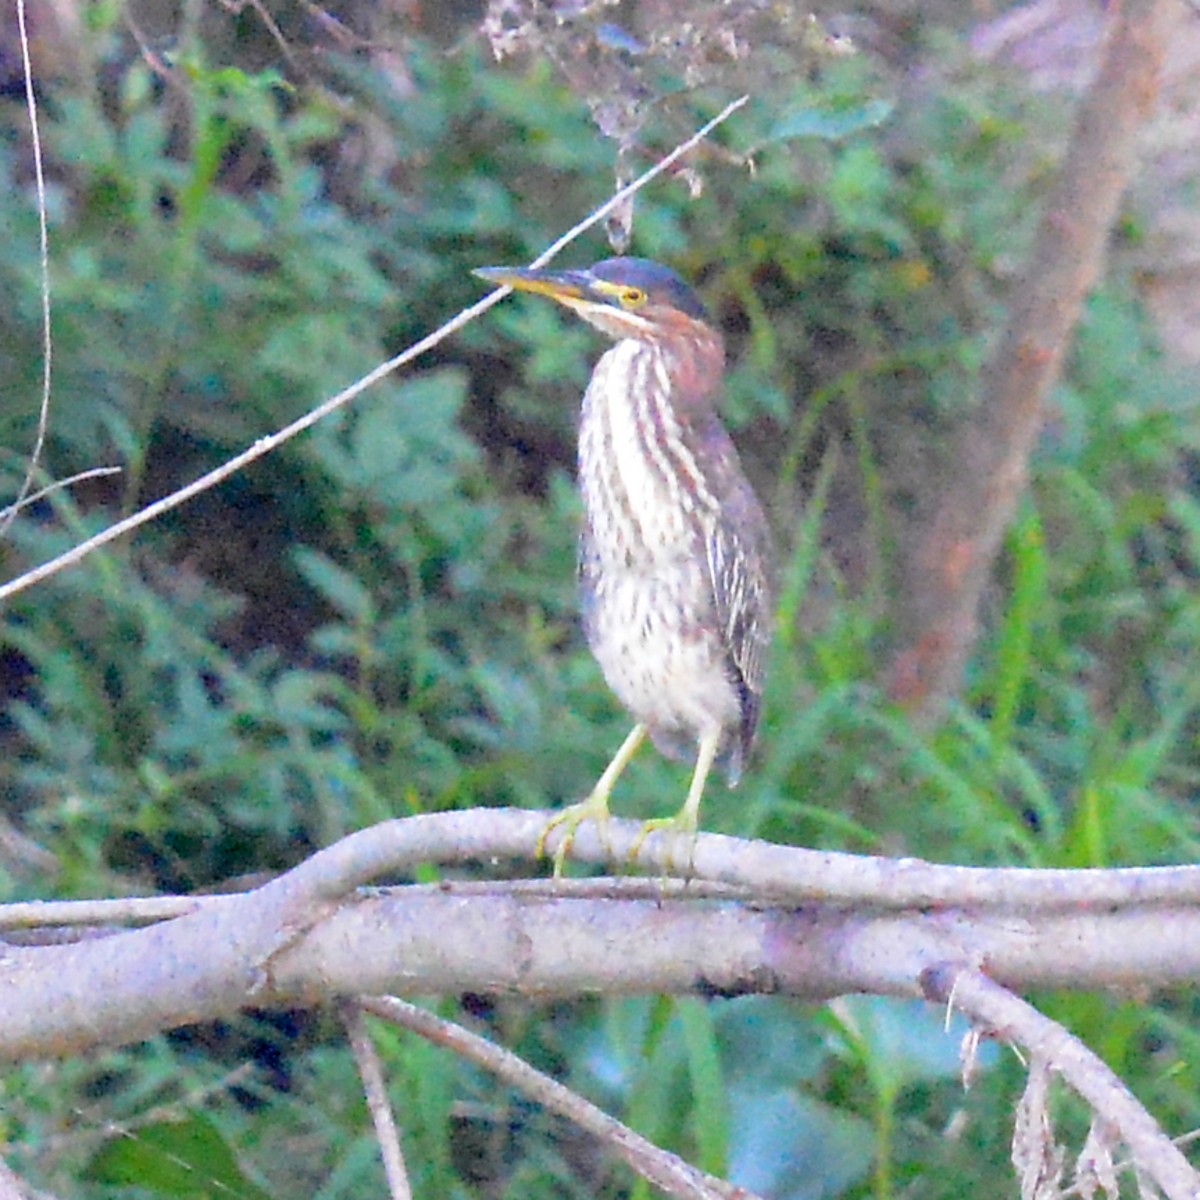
[536,796,611,877]
[538,724,648,875]
[628,727,719,872]
[629,808,699,873]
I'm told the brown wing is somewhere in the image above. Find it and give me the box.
[696,421,776,781]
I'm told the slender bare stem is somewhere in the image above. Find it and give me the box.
[344,1002,412,1200]
[361,995,756,1200]
[0,96,747,602]
[2,0,54,540]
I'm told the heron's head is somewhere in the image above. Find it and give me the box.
[474,257,712,345]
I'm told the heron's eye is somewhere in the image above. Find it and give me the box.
[620,286,647,307]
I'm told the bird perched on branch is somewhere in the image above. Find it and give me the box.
[474,257,775,872]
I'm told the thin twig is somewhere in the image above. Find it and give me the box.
[0,893,212,931]
[0,467,123,522]
[361,995,757,1200]
[3,0,55,540]
[921,964,1200,1200]
[35,1063,257,1162]
[123,7,188,89]
[1058,1129,1200,1200]
[0,96,747,603]
[343,1002,412,1200]
[234,0,303,74]
[0,875,750,934]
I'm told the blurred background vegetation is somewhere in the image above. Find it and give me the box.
[2,0,1200,1196]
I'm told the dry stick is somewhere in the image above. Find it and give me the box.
[0,467,123,522]
[361,995,758,1200]
[0,876,737,932]
[0,95,747,604]
[922,963,1200,1200]
[1060,1132,1200,1200]
[0,893,210,931]
[892,0,1175,717]
[343,1002,412,1200]
[13,887,1200,1012]
[3,0,55,540]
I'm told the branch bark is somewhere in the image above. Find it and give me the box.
[889,0,1179,717]
[4,810,1199,1196]
[4,810,1200,1059]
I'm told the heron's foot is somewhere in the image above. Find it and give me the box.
[536,794,612,877]
[629,806,699,874]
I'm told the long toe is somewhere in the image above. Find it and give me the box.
[629,808,699,874]
[537,795,612,876]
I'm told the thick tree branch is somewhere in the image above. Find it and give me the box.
[4,811,1200,1059]
[9,804,1200,936]
[4,808,1199,1197]
[890,0,1179,716]
[210,807,1200,912]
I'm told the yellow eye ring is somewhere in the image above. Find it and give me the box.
[620,286,647,307]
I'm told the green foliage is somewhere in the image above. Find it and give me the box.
[2,7,1200,1200]
[766,98,895,146]
[88,1114,273,1200]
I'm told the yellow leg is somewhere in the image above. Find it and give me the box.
[630,727,721,869]
[537,723,648,875]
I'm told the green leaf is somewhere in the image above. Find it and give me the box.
[87,1115,272,1200]
[293,547,376,623]
[677,998,728,1174]
[990,504,1048,749]
[766,98,894,144]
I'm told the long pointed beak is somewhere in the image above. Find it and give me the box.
[473,265,595,304]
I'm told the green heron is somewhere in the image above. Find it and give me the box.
[475,257,775,870]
